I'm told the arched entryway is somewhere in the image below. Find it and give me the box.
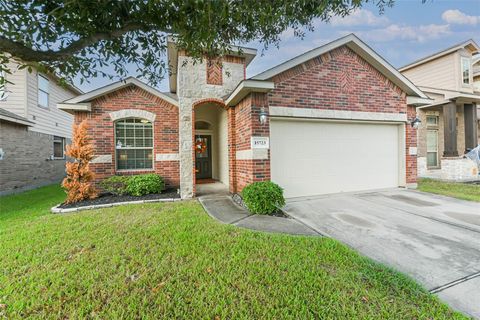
[192,99,229,194]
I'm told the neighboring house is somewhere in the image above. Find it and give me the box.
[59,34,429,199]
[0,62,81,194]
[399,40,480,181]
[473,54,480,143]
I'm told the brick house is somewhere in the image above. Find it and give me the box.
[58,34,430,199]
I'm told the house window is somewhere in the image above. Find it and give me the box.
[426,115,439,168]
[115,118,153,170]
[53,136,65,159]
[0,70,6,100]
[461,57,471,85]
[38,74,49,108]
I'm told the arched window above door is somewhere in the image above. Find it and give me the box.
[195,120,212,130]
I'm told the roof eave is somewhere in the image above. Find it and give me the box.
[0,114,34,126]
[399,39,480,72]
[225,80,275,106]
[62,77,179,107]
[57,102,92,113]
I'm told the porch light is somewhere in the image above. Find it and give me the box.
[410,117,422,129]
[259,107,268,125]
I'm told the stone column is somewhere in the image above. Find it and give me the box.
[443,102,458,157]
[464,103,478,151]
[179,101,194,199]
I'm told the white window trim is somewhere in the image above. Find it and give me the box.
[38,74,50,108]
[425,115,439,169]
[461,57,471,86]
[53,136,65,160]
[114,118,154,171]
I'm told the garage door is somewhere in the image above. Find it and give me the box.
[270,119,400,198]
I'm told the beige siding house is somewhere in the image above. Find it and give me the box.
[400,40,480,181]
[0,61,81,194]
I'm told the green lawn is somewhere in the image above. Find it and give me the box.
[418,178,480,202]
[0,185,466,319]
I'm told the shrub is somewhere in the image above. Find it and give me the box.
[125,174,165,196]
[62,120,98,204]
[241,181,285,215]
[100,175,130,195]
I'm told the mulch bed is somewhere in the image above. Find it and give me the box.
[59,188,180,209]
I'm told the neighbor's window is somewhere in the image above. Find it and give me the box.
[461,57,471,85]
[115,118,153,170]
[426,115,438,126]
[53,136,65,159]
[38,74,49,107]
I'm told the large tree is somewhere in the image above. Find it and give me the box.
[0,0,393,87]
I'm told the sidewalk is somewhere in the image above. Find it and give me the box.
[198,195,321,236]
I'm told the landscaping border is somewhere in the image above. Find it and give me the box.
[51,197,182,214]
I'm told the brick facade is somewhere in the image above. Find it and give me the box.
[0,121,69,194]
[231,93,271,193]
[265,45,416,184]
[72,41,420,196]
[75,85,180,188]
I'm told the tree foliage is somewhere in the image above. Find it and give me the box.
[62,120,98,204]
[0,0,394,86]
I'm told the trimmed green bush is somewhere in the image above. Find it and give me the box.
[241,181,285,215]
[100,174,165,196]
[100,175,130,195]
[126,174,165,196]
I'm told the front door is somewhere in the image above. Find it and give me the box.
[195,135,212,179]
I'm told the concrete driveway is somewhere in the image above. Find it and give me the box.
[282,188,480,318]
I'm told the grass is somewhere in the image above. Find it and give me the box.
[0,185,466,319]
[418,178,480,202]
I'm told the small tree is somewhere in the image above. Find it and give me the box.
[62,120,98,204]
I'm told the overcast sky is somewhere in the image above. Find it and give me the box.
[76,0,480,93]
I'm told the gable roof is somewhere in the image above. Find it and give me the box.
[251,33,428,99]
[58,77,178,112]
[0,108,34,126]
[399,39,480,72]
[167,38,257,93]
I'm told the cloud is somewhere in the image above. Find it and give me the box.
[350,23,451,43]
[330,9,389,27]
[442,9,480,26]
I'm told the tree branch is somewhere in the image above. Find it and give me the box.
[0,22,151,62]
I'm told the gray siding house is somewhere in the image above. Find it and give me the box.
[0,62,81,194]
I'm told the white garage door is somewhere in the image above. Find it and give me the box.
[270,119,401,198]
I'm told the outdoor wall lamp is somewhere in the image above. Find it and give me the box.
[410,117,422,129]
[259,107,268,125]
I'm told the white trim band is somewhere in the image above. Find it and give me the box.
[90,154,112,164]
[155,153,180,161]
[109,109,156,122]
[269,106,408,122]
[236,149,269,160]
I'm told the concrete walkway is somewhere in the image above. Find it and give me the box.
[198,195,319,236]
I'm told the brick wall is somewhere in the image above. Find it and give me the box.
[0,121,68,194]
[268,46,407,114]
[406,105,418,183]
[231,93,271,193]
[74,85,180,187]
